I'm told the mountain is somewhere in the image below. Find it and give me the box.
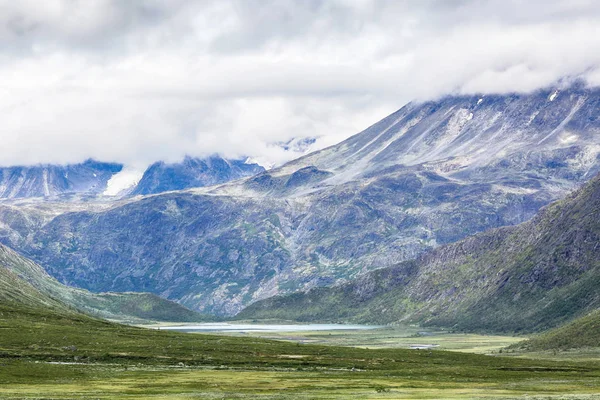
[0,243,209,322]
[513,309,600,351]
[1,85,600,316]
[0,159,123,199]
[130,156,264,195]
[239,171,600,333]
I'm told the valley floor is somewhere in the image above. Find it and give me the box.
[198,323,525,354]
[1,308,599,399]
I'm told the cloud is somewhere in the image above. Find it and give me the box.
[0,0,599,168]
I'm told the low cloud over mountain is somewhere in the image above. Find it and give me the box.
[1,0,600,169]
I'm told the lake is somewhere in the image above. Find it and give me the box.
[156,323,382,333]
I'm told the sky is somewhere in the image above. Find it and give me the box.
[2,0,600,170]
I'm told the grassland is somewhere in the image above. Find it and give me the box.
[2,304,600,399]
[3,363,600,400]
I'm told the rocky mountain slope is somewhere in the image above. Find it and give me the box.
[0,160,122,199]
[239,172,600,333]
[131,156,264,195]
[1,85,600,316]
[0,243,208,322]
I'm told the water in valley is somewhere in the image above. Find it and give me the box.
[156,323,382,333]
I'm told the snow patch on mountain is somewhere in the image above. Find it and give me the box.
[104,168,144,196]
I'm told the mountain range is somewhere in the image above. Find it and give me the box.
[0,85,599,317]
[0,156,263,199]
[239,170,600,333]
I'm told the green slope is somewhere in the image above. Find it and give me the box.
[515,309,600,351]
[0,244,210,322]
[239,173,600,333]
[0,262,71,312]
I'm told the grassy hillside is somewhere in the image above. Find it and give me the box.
[0,244,210,322]
[514,309,600,352]
[0,262,72,312]
[239,173,600,333]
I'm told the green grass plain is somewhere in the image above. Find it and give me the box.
[2,363,600,399]
[1,304,600,399]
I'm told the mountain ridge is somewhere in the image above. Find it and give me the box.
[0,156,264,199]
[0,159,122,199]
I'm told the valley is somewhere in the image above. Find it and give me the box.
[3,2,600,398]
[1,230,598,398]
[240,168,600,333]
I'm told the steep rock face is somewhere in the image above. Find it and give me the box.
[240,172,600,333]
[131,156,264,195]
[1,86,600,316]
[0,160,123,199]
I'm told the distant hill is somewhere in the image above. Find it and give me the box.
[239,171,600,333]
[130,156,264,195]
[0,257,70,312]
[0,244,210,323]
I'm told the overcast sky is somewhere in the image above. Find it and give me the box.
[2,0,600,169]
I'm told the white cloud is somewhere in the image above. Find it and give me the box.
[0,0,599,168]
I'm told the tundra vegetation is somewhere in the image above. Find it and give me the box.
[1,300,600,399]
